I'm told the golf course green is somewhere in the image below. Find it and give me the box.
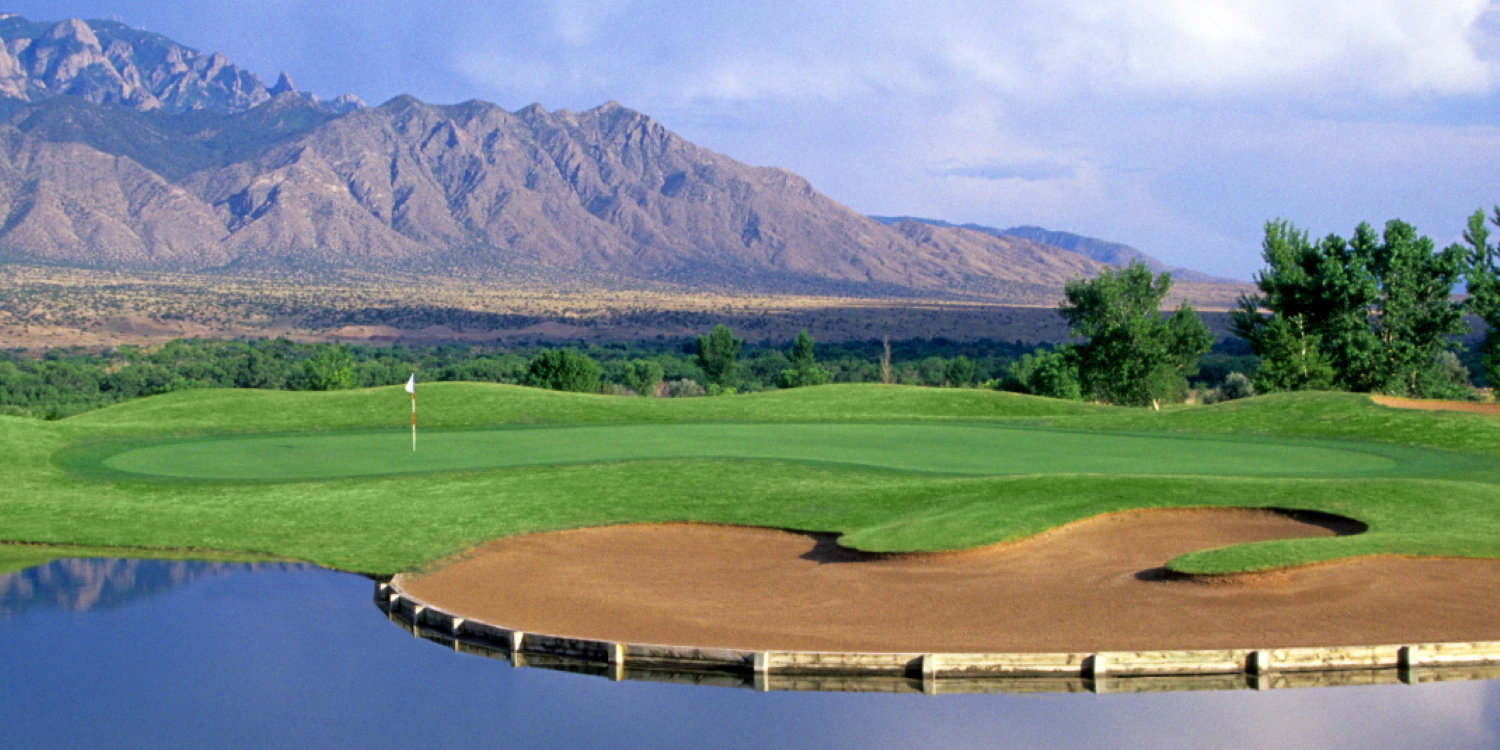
[7,383,1500,576]
[95,423,1403,481]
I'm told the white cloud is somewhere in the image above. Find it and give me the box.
[442,0,1500,108]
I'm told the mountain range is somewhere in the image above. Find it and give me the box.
[0,15,1232,302]
[870,217,1231,284]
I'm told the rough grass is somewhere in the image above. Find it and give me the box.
[6,384,1500,576]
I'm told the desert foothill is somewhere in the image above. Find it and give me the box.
[4,7,1500,749]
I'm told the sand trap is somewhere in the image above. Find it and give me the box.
[1373,395,1500,416]
[400,509,1500,653]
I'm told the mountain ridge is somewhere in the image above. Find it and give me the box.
[871,216,1234,283]
[0,15,1244,304]
[0,14,363,115]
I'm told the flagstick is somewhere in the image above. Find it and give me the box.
[410,390,416,452]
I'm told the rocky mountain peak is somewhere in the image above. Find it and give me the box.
[269,71,296,96]
[0,16,1244,302]
[43,18,98,47]
[0,15,363,116]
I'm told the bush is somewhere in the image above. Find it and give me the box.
[621,359,665,397]
[944,356,976,387]
[665,378,706,398]
[524,349,601,393]
[304,346,354,391]
[1220,371,1256,401]
[1001,349,1082,401]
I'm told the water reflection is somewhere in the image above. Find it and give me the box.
[0,558,308,617]
[1,558,1498,749]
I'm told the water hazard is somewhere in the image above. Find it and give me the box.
[3,557,1499,749]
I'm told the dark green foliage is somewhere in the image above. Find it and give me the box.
[524,349,601,393]
[1460,207,1500,389]
[0,333,1147,417]
[696,324,743,388]
[1001,348,1082,401]
[777,330,833,388]
[1366,220,1469,396]
[1234,218,1468,397]
[304,345,354,391]
[621,360,665,397]
[943,356,976,387]
[1244,314,1336,393]
[1059,261,1213,407]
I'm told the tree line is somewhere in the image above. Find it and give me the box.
[9,209,1488,417]
[0,334,1101,418]
[1006,208,1499,407]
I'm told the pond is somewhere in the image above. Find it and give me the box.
[3,558,1499,749]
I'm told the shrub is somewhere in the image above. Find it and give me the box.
[1220,371,1256,401]
[524,349,601,393]
[665,378,706,398]
[1001,349,1082,401]
[944,356,976,387]
[621,359,665,397]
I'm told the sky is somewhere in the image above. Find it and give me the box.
[11,1,1500,280]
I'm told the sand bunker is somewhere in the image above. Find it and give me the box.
[400,509,1500,653]
[1373,395,1500,416]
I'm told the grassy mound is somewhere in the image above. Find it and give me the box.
[4,383,1500,576]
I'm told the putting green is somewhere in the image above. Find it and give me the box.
[94,423,1403,481]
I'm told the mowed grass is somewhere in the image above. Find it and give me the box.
[6,383,1500,576]
[90,423,1405,481]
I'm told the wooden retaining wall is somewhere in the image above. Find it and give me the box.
[377,579,1500,692]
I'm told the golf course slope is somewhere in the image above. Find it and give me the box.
[5,383,1500,580]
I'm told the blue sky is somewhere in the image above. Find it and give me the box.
[12,1,1500,279]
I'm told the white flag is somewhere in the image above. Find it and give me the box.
[404,373,416,394]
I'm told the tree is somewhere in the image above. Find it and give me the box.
[943,355,975,387]
[1230,220,1380,392]
[1058,261,1212,407]
[1233,218,1468,396]
[777,330,833,388]
[1362,220,1468,395]
[621,359,664,397]
[1460,207,1500,387]
[1241,314,1335,393]
[304,345,353,391]
[695,324,743,389]
[524,349,601,393]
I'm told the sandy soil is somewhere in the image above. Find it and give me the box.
[1373,395,1500,416]
[399,509,1500,653]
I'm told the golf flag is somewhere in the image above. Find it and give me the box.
[406,373,416,451]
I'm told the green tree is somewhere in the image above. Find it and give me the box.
[777,330,833,388]
[1234,218,1468,396]
[1059,261,1212,407]
[621,359,665,397]
[1242,314,1335,393]
[1002,348,1082,400]
[524,349,601,393]
[1460,207,1500,387]
[943,355,975,387]
[1361,220,1468,395]
[1231,220,1380,392]
[696,324,743,389]
[304,346,354,391]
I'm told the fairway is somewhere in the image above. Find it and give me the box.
[11,385,1500,577]
[94,423,1403,481]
